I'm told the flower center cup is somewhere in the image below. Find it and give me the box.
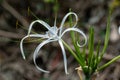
[46,26,59,40]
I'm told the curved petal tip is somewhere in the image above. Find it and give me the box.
[118,26,120,34]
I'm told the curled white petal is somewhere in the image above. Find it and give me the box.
[58,40,68,74]
[20,34,48,60]
[61,28,87,47]
[118,26,120,34]
[33,39,57,73]
[28,20,52,35]
[59,12,78,36]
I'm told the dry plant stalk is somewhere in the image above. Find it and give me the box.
[76,66,98,80]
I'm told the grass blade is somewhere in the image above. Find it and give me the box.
[99,10,111,63]
[88,27,94,68]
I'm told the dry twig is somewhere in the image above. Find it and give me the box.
[0,30,24,39]
[1,0,29,27]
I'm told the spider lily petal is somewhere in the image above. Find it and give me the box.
[118,26,120,34]
[33,39,57,73]
[28,20,53,35]
[58,40,68,74]
[59,12,78,36]
[20,34,48,59]
[60,28,87,47]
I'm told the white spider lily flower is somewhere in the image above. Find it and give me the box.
[20,12,87,74]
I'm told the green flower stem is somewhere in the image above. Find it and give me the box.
[98,55,120,71]
[61,39,84,67]
[69,9,85,66]
[85,75,91,80]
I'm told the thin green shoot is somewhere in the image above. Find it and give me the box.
[99,10,111,63]
[98,55,120,71]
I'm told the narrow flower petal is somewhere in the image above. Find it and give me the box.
[28,20,52,35]
[33,39,57,73]
[118,26,120,34]
[61,28,87,47]
[58,40,68,74]
[20,34,48,59]
[59,12,78,36]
